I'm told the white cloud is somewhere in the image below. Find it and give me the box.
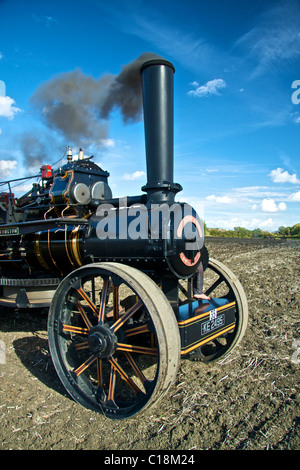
[259,218,276,229]
[122,170,146,181]
[0,96,21,119]
[116,11,226,75]
[0,160,18,177]
[289,190,300,202]
[100,138,115,148]
[278,202,287,211]
[261,198,287,212]
[13,183,33,194]
[32,14,58,28]
[207,216,276,231]
[0,80,5,97]
[232,185,288,201]
[291,112,300,124]
[188,79,226,98]
[269,167,300,184]
[206,194,232,204]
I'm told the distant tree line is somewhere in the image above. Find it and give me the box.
[204,223,300,239]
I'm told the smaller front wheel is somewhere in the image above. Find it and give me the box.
[47,262,181,419]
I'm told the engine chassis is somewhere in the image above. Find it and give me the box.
[0,56,248,419]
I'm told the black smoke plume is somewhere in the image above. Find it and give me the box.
[30,52,164,148]
[100,52,163,121]
[19,134,48,169]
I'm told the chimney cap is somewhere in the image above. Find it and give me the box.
[140,58,175,74]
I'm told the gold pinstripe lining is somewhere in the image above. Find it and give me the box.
[178,301,236,327]
[181,322,236,355]
[34,232,50,270]
[70,225,82,267]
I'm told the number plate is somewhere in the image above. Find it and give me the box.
[0,227,19,236]
[201,313,225,335]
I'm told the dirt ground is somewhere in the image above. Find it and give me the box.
[0,237,299,451]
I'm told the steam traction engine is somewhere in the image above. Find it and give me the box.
[0,58,248,419]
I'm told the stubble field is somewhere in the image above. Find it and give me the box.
[0,237,299,450]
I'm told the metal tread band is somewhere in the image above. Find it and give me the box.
[0,277,61,287]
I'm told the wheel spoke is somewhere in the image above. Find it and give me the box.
[107,363,117,404]
[74,354,97,377]
[178,282,189,298]
[74,341,89,351]
[125,324,149,337]
[98,277,109,323]
[204,274,223,297]
[77,286,98,316]
[62,324,89,335]
[77,302,92,330]
[113,285,120,322]
[116,343,158,356]
[91,278,96,304]
[109,356,143,395]
[97,358,103,387]
[111,299,143,333]
[123,351,147,384]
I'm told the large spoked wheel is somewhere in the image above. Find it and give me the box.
[184,257,248,363]
[47,263,180,419]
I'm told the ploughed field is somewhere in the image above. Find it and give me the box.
[0,237,299,450]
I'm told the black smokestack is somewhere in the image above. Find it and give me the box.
[140,58,182,204]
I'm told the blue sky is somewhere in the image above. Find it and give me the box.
[0,0,299,231]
